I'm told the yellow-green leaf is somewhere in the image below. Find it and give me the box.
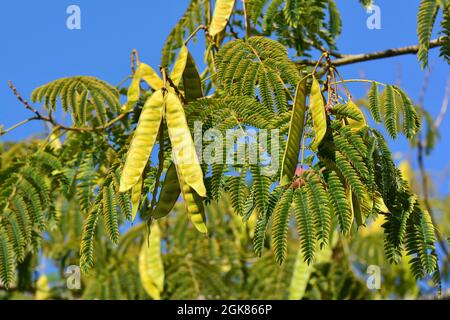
[48,128,62,150]
[170,45,189,87]
[352,190,372,228]
[139,222,164,299]
[209,0,236,36]
[347,99,366,131]
[131,175,143,222]
[399,160,414,190]
[309,76,327,150]
[151,162,181,219]
[289,238,333,300]
[288,250,313,300]
[281,78,307,185]
[352,192,364,227]
[165,92,206,197]
[374,193,389,213]
[120,90,164,192]
[345,185,355,230]
[176,164,207,233]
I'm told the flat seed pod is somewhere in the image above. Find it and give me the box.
[139,222,164,300]
[209,0,236,36]
[35,275,51,300]
[280,78,307,185]
[120,90,164,192]
[182,50,203,101]
[131,175,143,222]
[151,162,181,219]
[140,63,164,90]
[122,63,163,112]
[170,45,189,87]
[122,71,141,112]
[165,92,206,197]
[309,76,327,150]
[176,164,207,234]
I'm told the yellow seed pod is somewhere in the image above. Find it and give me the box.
[165,92,206,197]
[209,0,236,36]
[120,90,164,192]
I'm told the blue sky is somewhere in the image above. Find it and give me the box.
[0,0,448,192]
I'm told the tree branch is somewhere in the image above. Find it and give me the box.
[6,81,130,134]
[298,38,444,67]
[0,117,38,136]
[417,140,450,259]
[241,0,250,39]
[7,80,42,116]
[435,76,450,129]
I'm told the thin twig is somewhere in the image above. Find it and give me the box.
[131,49,140,75]
[435,76,450,129]
[241,0,250,39]
[298,38,444,67]
[8,80,41,116]
[304,38,348,59]
[227,21,240,40]
[184,25,207,45]
[415,70,450,259]
[418,64,433,106]
[6,81,130,134]
[1,117,38,136]
[417,140,450,258]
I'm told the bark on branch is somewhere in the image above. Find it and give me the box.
[298,38,445,67]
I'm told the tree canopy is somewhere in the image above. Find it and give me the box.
[0,0,449,300]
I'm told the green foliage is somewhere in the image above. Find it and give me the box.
[0,0,447,298]
[417,0,440,68]
[393,86,421,140]
[368,82,381,123]
[405,207,438,279]
[384,85,398,139]
[215,36,299,113]
[0,229,15,287]
[80,202,100,273]
[293,188,316,264]
[0,148,68,286]
[262,0,339,55]
[253,186,284,257]
[326,171,352,235]
[305,173,331,249]
[358,0,373,7]
[440,2,450,62]
[31,76,121,126]
[272,188,294,264]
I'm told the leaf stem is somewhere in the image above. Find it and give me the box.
[184,25,207,45]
